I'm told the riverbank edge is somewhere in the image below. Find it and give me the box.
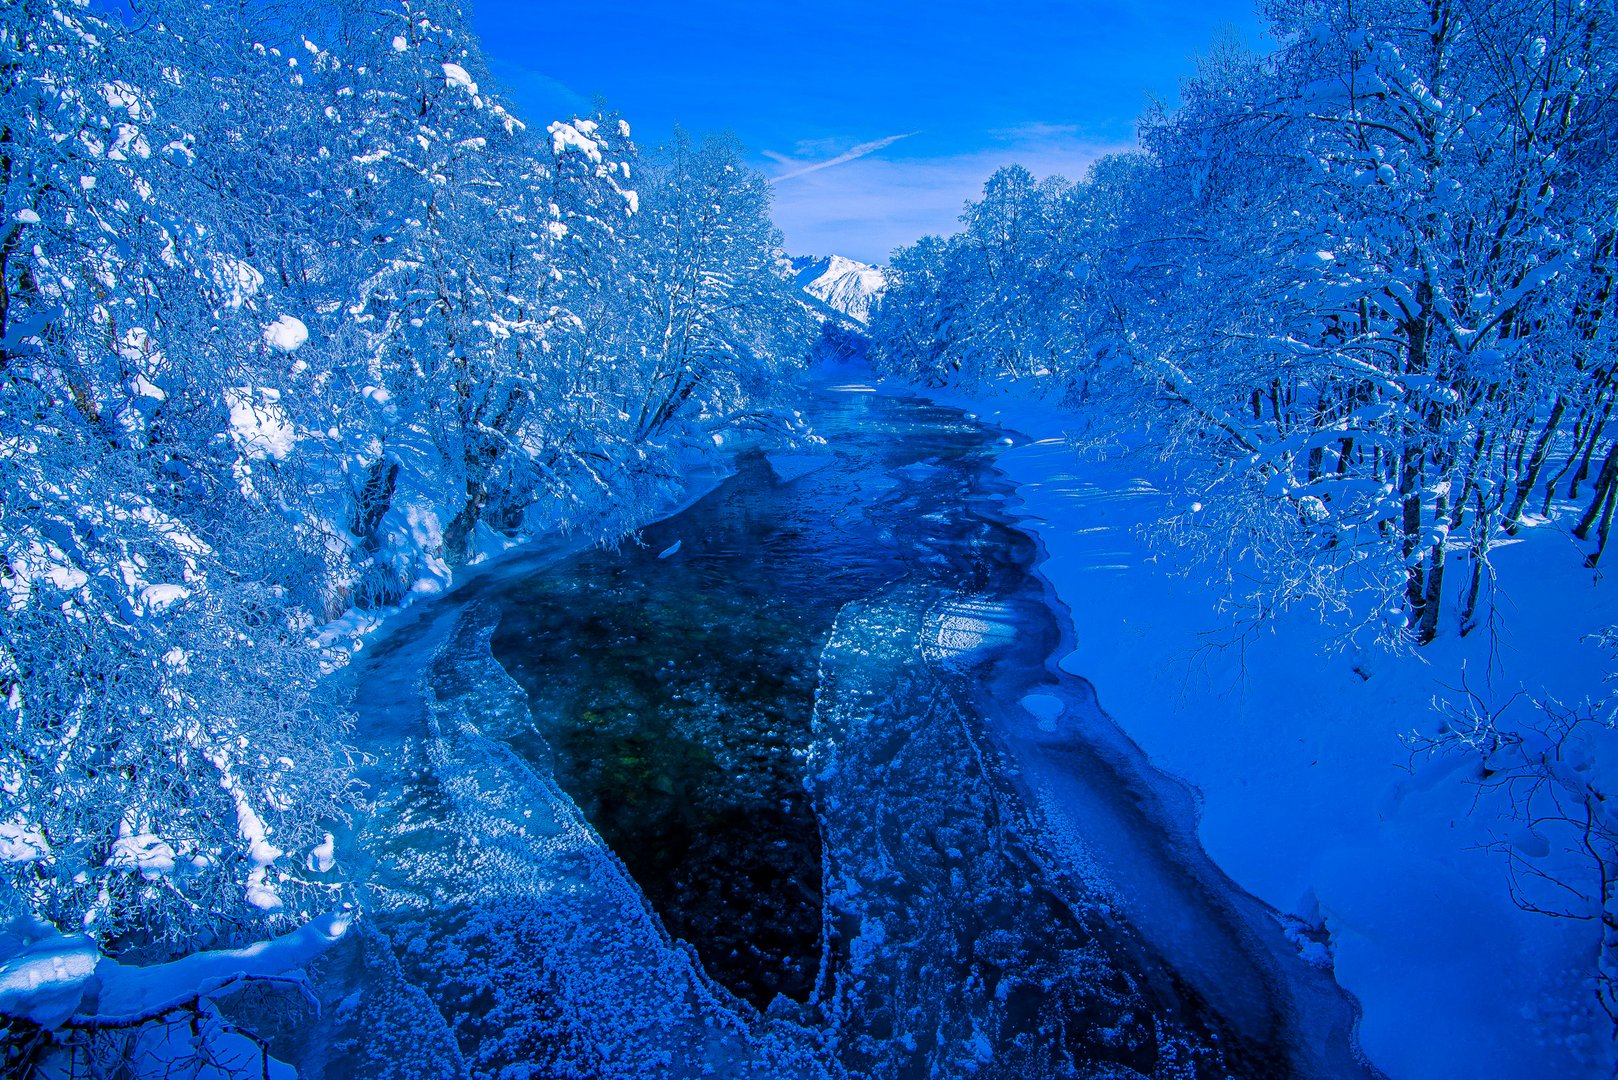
[873,369,1616,1079]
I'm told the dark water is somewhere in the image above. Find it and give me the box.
[486,389,993,1007]
[471,384,1375,1078]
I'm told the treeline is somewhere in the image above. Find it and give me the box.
[871,0,1618,645]
[1,0,808,947]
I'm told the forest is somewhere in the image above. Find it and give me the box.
[874,1,1618,646]
[3,0,1617,1076]
[866,0,1618,1058]
[2,0,808,964]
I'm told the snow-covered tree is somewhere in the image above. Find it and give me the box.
[619,128,811,445]
[1,0,351,945]
[1,0,813,962]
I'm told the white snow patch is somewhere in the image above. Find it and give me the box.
[209,257,263,309]
[226,387,297,460]
[1021,693,1064,732]
[441,63,477,96]
[0,822,49,864]
[308,833,335,873]
[0,934,100,1027]
[262,314,308,353]
[107,831,178,878]
[138,583,189,615]
[549,120,603,163]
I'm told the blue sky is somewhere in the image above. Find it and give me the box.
[472,1,1272,263]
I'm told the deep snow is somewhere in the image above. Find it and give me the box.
[907,374,1617,1079]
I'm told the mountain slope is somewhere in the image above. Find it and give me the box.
[791,255,886,327]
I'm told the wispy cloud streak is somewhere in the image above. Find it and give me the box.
[769,132,919,183]
[764,128,1138,264]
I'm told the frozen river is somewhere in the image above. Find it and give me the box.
[283,384,1379,1079]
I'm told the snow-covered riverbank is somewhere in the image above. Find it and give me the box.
[906,377,1616,1079]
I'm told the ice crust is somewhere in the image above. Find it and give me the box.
[314,602,831,1078]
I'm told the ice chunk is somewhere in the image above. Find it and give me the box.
[1020,692,1064,732]
[765,451,836,484]
[0,933,99,1027]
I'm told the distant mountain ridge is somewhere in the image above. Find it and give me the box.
[790,254,886,328]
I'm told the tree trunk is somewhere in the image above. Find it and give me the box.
[1574,440,1618,542]
[1503,396,1565,534]
[1402,447,1427,628]
[1571,400,1613,499]
[1590,480,1618,569]
[1461,489,1492,636]
[1419,483,1449,644]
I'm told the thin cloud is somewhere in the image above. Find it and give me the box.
[989,121,1082,142]
[769,132,920,183]
[766,129,1138,263]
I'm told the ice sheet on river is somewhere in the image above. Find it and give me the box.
[809,580,1228,1078]
[295,601,833,1079]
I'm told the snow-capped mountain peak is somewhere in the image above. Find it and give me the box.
[791,254,886,327]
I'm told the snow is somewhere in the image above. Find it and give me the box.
[137,582,189,614]
[107,830,179,877]
[308,832,336,872]
[0,907,352,1037]
[0,932,101,1027]
[209,256,263,309]
[918,379,1616,1079]
[441,62,477,96]
[792,254,886,326]
[226,386,297,461]
[549,120,603,163]
[131,373,166,400]
[261,313,308,352]
[104,909,352,1021]
[0,821,50,864]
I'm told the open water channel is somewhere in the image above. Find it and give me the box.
[272,383,1379,1079]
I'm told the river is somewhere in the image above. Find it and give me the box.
[266,382,1378,1079]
